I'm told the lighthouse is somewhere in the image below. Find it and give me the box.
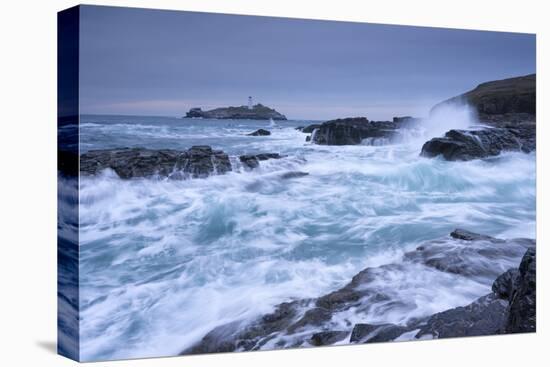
[248,96,253,110]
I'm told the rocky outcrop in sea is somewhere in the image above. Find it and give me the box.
[420,126,535,161]
[247,129,271,136]
[183,229,536,354]
[302,117,418,146]
[185,104,287,120]
[422,74,536,161]
[80,146,286,179]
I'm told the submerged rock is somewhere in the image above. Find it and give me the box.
[404,229,534,278]
[80,146,232,179]
[280,171,309,179]
[420,127,535,161]
[239,153,282,169]
[247,129,271,136]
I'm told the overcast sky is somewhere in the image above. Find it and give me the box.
[79,5,535,120]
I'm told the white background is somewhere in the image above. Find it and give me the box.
[0,0,547,365]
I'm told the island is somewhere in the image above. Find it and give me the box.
[184,103,287,120]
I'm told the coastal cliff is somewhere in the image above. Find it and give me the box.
[184,104,287,120]
[422,74,536,160]
[430,74,535,125]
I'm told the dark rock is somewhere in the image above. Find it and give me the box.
[415,293,508,339]
[288,307,332,333]
[239,155,260,169]
[185,107,204,118]
[431,74,536,123]
[239,153,283,169]
[350,323,408,343]
[184,146,232,178]
[305,135,311,142]
[185,321,243,354]
[309,331,349,346]
[301,124,321,133]
[492,268,519,300]
[506,248,536,333]
[295,126,305,131]
[80,146,231,179]
[280,171,309,180]
[247,129,271,136]
[185,104,287,120]
[184,301,302,354]
[420,127,535,161]
[316,286,365,311]
[311,117,399,145]
[450,228,494,241]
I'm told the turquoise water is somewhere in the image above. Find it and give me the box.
[77,113,536,360]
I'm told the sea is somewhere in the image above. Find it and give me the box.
[75,109,536,360]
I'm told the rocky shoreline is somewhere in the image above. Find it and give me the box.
[80,146,297,179]
[183,229,536,354]
[300,116,419,145]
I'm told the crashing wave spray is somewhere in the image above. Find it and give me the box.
[404,102,479,149]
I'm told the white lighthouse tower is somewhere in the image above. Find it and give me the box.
[248,96,253,110]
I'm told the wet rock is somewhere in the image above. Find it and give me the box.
[311,117,399,145]
[450,228,495,241]
[239,153,282,169]
[288,307,332,333]
[239,154,261,169]
[247,129,271,136]
[309,331,349,346]
[492,268,519,300]
[280,171,309,179]
[80,146,232,179]
[420,127,534,161]
[415,293,508,339]
[350,323,409,343]
[185,321,244,354]
[506,248,536,333]
[184,146,232,178]
[305,135,311,142]
[185,301,301,354]
[301,124,321,133]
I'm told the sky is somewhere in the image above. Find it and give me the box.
[79,5,536,121]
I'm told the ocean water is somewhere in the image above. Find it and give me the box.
[77,113,536,360]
